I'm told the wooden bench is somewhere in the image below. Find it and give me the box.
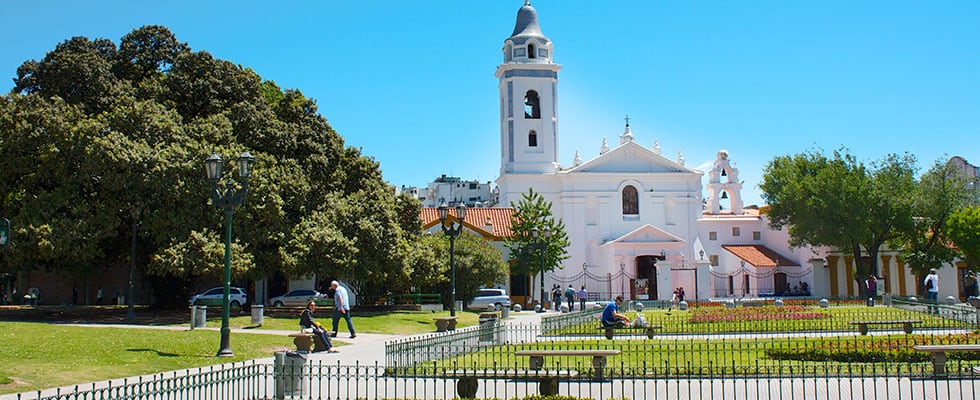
[514,349,621,381]
[439,369,579,397]
[913,344,980,377]
[598,324,663,339]
[287,332,329,353]
[849,320,920,335]
[432,316,457,332]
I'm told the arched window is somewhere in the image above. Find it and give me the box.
[528,44,536,59]
[622,185,639,215]
[528,130,538,147]
[524,90,540,119]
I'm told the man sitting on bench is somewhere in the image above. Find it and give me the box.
[601,295,631,328]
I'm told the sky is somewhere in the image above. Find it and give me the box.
[2,0,978,206]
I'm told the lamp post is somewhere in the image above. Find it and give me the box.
[581,263,587,288]
[205,151,254,357]
[438,202,467,317]
[531,227,552,308]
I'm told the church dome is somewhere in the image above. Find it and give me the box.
[508,1,551,46]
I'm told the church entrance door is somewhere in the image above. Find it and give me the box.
[635,255,661,300]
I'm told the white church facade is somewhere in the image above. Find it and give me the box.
[487,2,955,306]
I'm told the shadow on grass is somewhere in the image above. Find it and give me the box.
[127,348,179,357]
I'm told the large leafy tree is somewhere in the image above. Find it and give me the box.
[0,25,409,307]
[890,159,974,276]
[947,206,980,271]
[405,231,507,307]
[760,149,917,295]
[505,188,570,304]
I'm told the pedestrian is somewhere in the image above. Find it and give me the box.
[551,285,562,312]
[924,268,939,314]
[564,284,575,311]
[96,286,104,305]
[330,280,356,338]
[865,275,877,307]
[578,285,588,311]
[72,286,79,306]
[678,287,685,303]
[600,295,630,328]
[299,301,338,353]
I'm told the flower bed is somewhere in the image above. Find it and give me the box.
[690,305,830,323]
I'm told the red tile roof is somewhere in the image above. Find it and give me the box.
[722,244,799,268]
[420,207,515,239]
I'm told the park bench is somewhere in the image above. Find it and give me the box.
[913,344,980,377]
[288,332,329,353]
[439,369,579,397]
[432,316,457,332]
[514,349,621,380]
[597,324,663,339]
[849,319,920,335]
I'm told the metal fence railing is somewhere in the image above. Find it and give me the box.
[10,358,980,400]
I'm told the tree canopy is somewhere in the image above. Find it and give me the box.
[760,149,917,293]
[0,25,413,306]
[504,188,570,303]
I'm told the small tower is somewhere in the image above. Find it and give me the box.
[706,150,744,214]
[496,1,562,175]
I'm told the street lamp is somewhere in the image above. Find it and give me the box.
[531,226,552,309]
[620,262,626,298]
[205,151,254,357]
[581,263,587,287]
[438,202,467,317]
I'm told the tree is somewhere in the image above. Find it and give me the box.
[504,188,570,304]
[890,159,974,276]
[760,149,917,295]
[0,26,410,307]
[947,206,980,271]
[405,231,507,307]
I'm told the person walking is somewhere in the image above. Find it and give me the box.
[865,275,877,307]
[564,285,575,311]
[578,285,587,311]
[96,287,104,305]
[924,269,939,314]
[330,280,356,338]
[551,284,562,312]
[299,301,338,353]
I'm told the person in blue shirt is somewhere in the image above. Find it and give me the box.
[601,295,630,328]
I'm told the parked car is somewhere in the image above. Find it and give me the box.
[269,289,331,307]
[189,287,247,308]
[468,288,512,310]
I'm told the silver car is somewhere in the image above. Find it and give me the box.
[269,289,329,307]
[468,288,512,310]
[189,287,247,308]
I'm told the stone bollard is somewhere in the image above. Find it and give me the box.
[774,298,784,307]
[678,301,689,311]
[634,302,644,311]
[945,296,957,305]
[724,301,735,309]
[819,298,829,308]
[909,296,918,302]
[512,304,522,312]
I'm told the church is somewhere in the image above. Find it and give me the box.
[425,1,956,307]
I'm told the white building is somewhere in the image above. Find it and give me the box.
[490,2,964,305]
[401,175,497,208]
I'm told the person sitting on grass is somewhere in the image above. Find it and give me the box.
[601,295,630,328]
[300,301,339,353]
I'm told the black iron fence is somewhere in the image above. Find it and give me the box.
[11,358,980,400]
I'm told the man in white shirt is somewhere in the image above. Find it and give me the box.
[330,280,356,338]
[923,269,939,314]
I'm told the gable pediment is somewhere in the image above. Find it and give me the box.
[567,142,698,174]
[603,224,687,246]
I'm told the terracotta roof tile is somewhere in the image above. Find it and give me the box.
[721,244,799,268]
[420,207,515,239]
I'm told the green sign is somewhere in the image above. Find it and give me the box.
[0,218,9,246]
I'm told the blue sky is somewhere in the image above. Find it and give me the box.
[2,1,978,206]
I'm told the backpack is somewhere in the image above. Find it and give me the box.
[926,278,934,290]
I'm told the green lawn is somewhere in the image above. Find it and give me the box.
[0,322,293,395]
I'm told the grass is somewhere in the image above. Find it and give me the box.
[185,309,483,335]
[0,321,295,395]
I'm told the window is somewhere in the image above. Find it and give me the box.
[622,185,639,215]
[524,91,540,119]
[709,255,719,266]
[732,227,740,237]
[753,231,761,240]
[708,231,717,241]
[528,130,538,147]
[528,44,536,59]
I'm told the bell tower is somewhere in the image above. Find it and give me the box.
[706,150,744,215]
[496,1,561,175]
